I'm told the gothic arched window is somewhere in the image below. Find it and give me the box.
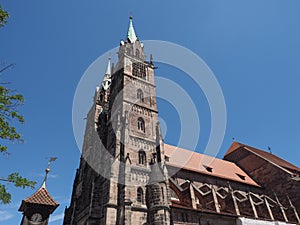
[138,150,146,165]
[137,89,144,102]
[137,117,145,132]
[137,187,144,204]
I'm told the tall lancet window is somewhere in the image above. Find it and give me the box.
[137,187,144,204]
[137,89,144,102]
[138,150,146,165]
[137,117,145,132]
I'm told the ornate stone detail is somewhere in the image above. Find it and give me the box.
[129,136,156,151]
[131,104,153,117]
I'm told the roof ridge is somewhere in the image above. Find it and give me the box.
[225,142,300,173]
[164,143,243,166]
[164,144,260,187]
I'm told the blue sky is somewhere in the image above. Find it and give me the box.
[1,1,300,224]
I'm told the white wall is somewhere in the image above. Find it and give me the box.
[237,217,296,225]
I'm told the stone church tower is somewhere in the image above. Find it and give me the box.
[63,17,171,225]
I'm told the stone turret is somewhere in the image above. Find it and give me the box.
[147,162,171,225]
[147,122,171,225]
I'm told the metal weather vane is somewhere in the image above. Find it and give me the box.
[41,157,58,188]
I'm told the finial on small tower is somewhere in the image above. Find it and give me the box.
[41,157,57,189]
[150,54,153,64]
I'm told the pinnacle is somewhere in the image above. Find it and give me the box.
[127,16,138,43]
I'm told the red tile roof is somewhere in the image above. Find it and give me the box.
[164,144,260,187]
[19,187,59,212]
[225,142,300,173]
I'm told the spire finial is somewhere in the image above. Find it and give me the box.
[105,57,111,76]
[150,54,154,64]
[101,57,112,91]
[127,16,138,43]
[41,157,57,189]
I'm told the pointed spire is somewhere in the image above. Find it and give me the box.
[150,54,154,64]
[111,62,115,74]
[105,57,111,76]
[101,58,112,91]
[127,16,138,43]
[41,167,50,189]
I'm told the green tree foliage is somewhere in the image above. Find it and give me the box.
[0,173,36,204]
[0,81,24,152]
[0,5,36,204]
[0,68,37,204]
[0,4,9,27]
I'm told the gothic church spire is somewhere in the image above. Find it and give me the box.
[101,58,112,91]
[127,16,138,43]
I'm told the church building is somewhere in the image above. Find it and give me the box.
[62,17,300,225]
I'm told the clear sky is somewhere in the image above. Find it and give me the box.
[1,1,300,224]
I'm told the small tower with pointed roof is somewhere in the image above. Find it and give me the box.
[19,161,59,225]
[146,123,171,225]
